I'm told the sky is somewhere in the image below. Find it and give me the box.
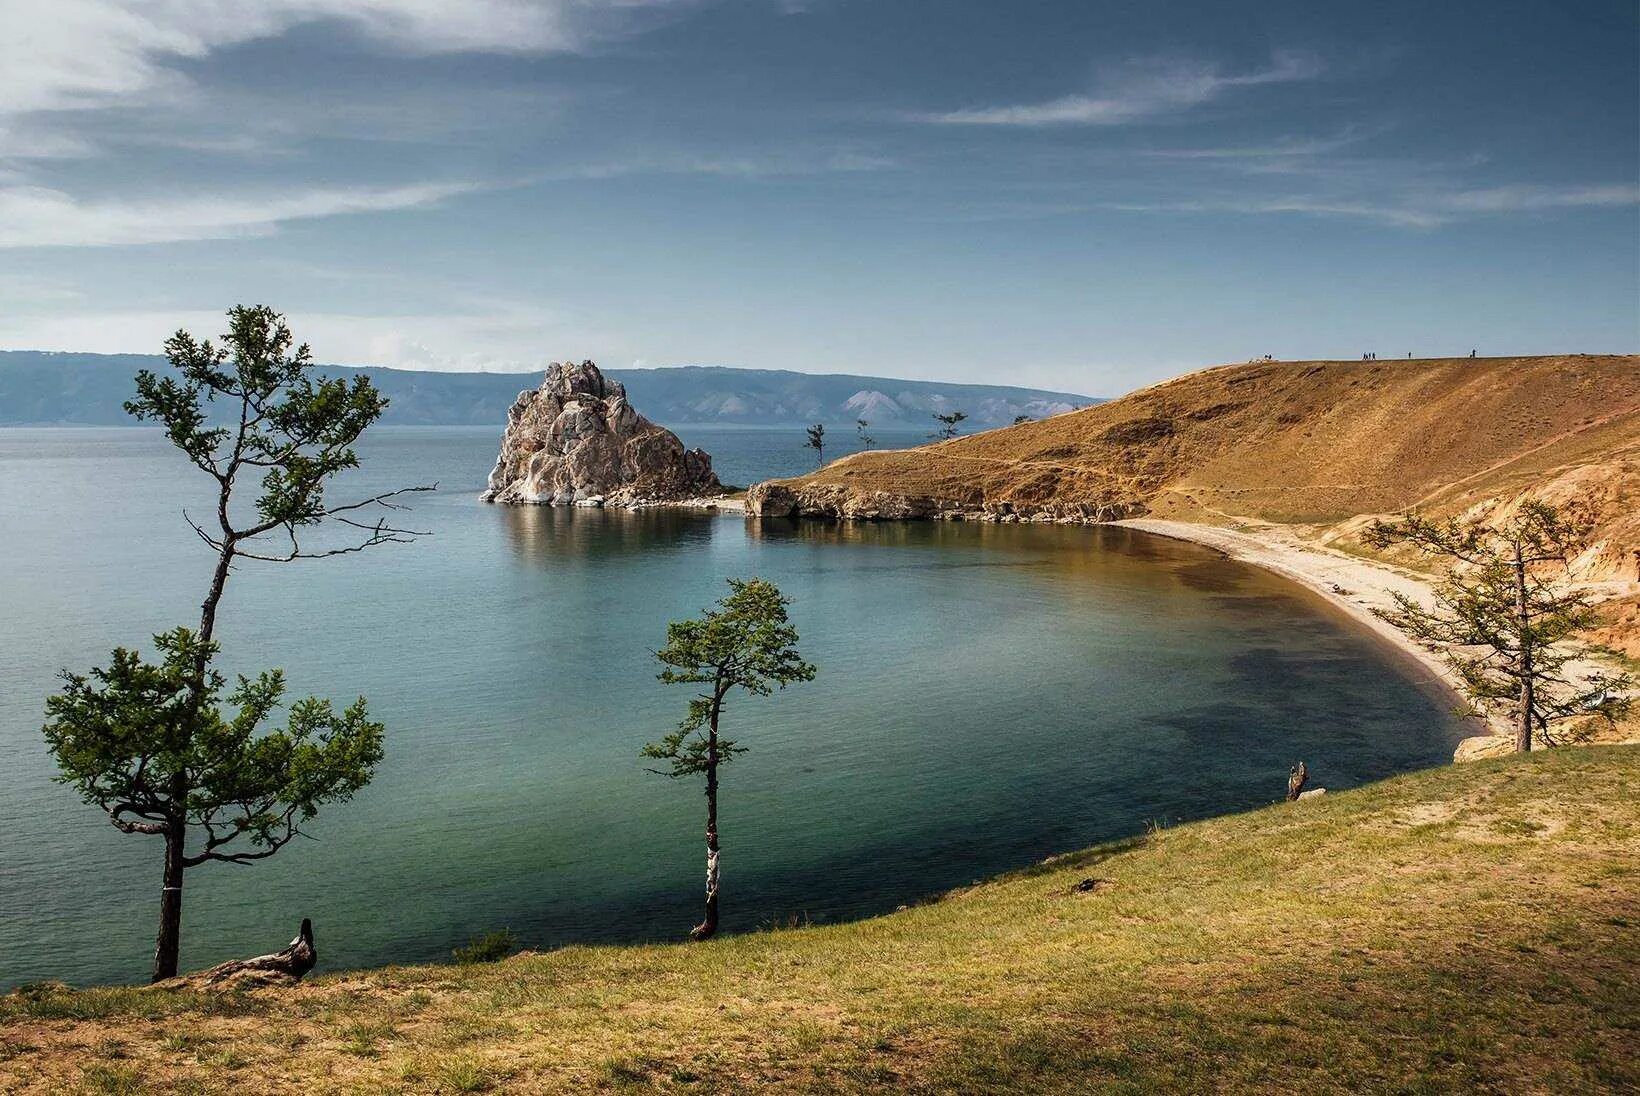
[0,0,1636,395]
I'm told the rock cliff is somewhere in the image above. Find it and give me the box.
[482,360,722,506]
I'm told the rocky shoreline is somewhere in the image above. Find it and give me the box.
[744,480,1142,524]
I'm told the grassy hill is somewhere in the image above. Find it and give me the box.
[4,747,1636,1093]
[751,355,1636,534]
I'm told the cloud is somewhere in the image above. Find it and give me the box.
[364,333,539,373]
[530,149,897,181]
[0,0,685,118]
[1138,129,1374,164]
[918,51,1321,127]
[1439,184,1640,214]
[0,299,625,372]
[1103,183,1640,228]
[0,272,86,304]
[0,181,477,247]
[0,120,96,162]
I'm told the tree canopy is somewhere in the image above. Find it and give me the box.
[42,305,421,981]
[44,628,383,866]
[642,578,816,777]
[129,304,430,565]
[930,410,968,440]
[805,423,825,467]
[1365,501,1631,750]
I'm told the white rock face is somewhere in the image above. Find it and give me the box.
[482,360,722,506]
[844,389,904,419]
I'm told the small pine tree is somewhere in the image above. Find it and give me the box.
[856,418,874,449]
[642,579,816,940]
[805,422,825,466]
[930,410,968,441]
[1364,501,1631,752]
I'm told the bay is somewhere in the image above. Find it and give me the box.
[0,425,1463,988]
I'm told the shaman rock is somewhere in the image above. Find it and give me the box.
[483,361,722,506]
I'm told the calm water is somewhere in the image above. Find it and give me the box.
[0,426,1463,988]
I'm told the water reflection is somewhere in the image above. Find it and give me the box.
[495,503,721,564]
[742,515,1277,601]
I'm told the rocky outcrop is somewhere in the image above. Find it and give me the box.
[483,361,722,506]
[744,480,1143,524]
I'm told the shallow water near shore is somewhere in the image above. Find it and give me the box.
[0,426,1466,988]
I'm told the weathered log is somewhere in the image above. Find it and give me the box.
[1287,762,1309,802]
[193,919,316,987]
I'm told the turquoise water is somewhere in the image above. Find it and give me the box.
[0,426,1464,988]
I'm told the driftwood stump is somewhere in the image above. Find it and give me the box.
[191,919,317,988]
[1287,762,1309,802]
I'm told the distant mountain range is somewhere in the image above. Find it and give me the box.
[0,352,1098,429]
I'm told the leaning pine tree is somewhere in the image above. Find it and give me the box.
[43,305,431,982]
[642,579,816,941]
[1364,500,1631,752]
[805,422,825,467]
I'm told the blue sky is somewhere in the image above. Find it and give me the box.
[1,0,1635,393]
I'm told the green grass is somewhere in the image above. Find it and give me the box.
[4,747,1637,1094]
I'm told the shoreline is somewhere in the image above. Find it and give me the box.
[1111,518,1500,757]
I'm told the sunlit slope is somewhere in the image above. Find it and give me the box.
[756,354,1638,534]
[3,747,1636,1092]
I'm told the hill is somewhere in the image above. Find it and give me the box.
[3,747,1635,1092]
[0,352,1095,429]
[748,355,1639,577]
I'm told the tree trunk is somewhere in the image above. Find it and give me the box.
[1514,542,1534,753]
[691,698,722,942]
[197,504,235,651]
[158,465,236,984]
[191,919,316,986]
[151,825,186,983]
[691,798,720,942]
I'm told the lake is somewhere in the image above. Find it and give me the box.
[0,425,1465,988]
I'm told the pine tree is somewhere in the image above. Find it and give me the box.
[1364,502,1631,752]
[642,579,816,940]
[930,410,968,440]
[42,305,430,981]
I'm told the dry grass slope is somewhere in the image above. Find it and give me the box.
[779,355,1637,528]
[4,747,1637,1094]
